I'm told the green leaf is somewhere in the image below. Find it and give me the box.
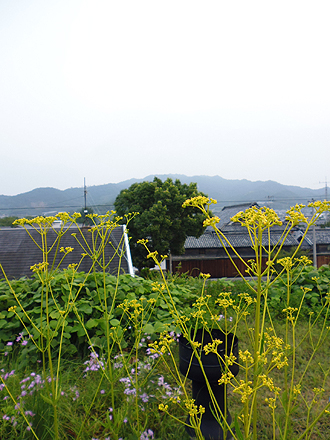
[0,320,8,329]
[110,318,120,327]
[86,318,99,329]
[78,304,93,314]
[50,310,60,319]
[143,323,154,334]
[233,414,244,440]
[154,321,167,332]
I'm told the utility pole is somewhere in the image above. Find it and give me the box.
[319,177,328,200]
[309,198,317,268]
[84,178,87,214]
[319,177,328,222]
[83,178,88,226]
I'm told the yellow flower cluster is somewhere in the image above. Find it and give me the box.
[265,397,277,410]
[203,339,223,355]
[239,349,254,365]
[233,380,253,403]
[182,196,217,210]
[263,331,288,369]
[158,403,168,412]
[137,238,148,245]
[215,292,235,309]
[282,307,298,324]
[56,212,81,223]
[308,200,330,213]
[224,352,237,366]
[218,371,234,385]
[231,206,282,230]
[293,384,301,396]
[67,263,78,270]
[258,374,279,393]
[184,399,205,417]
[148,332,176,355]
[277,257,293,270]
[60,246,74,253]
[203,217,220,227]
[13,212,82,229]
[192,295,211,308]
[30,262,49,273]
[118,298,144,320]
[238,293,255,307]
[151,281,166,292]
[147,251,158,260]
[285,204,307,225]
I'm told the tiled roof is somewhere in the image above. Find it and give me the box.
[0,225,133,279]
[185,226,302,249]
[185,224,312,250]
[186,203,330,251]
[306,227,330,244]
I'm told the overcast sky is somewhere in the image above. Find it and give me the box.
[1,0,330,196]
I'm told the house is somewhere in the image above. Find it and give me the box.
[168,203,330,278]
[0,225,134,279]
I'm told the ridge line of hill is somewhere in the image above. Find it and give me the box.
[0,174,327,217]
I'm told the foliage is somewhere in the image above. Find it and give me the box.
[114,177,208,271]
[0,272,199,361]
[1,202,330,439]
[162,197,330,440]
[0,216,19,227]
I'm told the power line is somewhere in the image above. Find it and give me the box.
[0,193,327,213]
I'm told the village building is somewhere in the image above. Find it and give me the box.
[0,224,134,280]
[168,203,330,278]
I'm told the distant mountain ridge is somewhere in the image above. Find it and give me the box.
[0,174,326,217]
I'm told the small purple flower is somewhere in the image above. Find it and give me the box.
[16,333,23,342]
[21,340,28,346]
[140,429,154,440]
[6,341,13,346]
[140,392,149,403]
[100,389,105,394]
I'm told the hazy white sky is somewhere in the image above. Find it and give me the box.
[1,0,330,196]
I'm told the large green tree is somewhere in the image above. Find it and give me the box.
[114,177,208,270]
[0,216,19,227]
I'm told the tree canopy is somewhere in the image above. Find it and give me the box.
[114,177,208,270]
[0,216,19,227]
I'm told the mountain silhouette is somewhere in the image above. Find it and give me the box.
[0,174,326,217]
